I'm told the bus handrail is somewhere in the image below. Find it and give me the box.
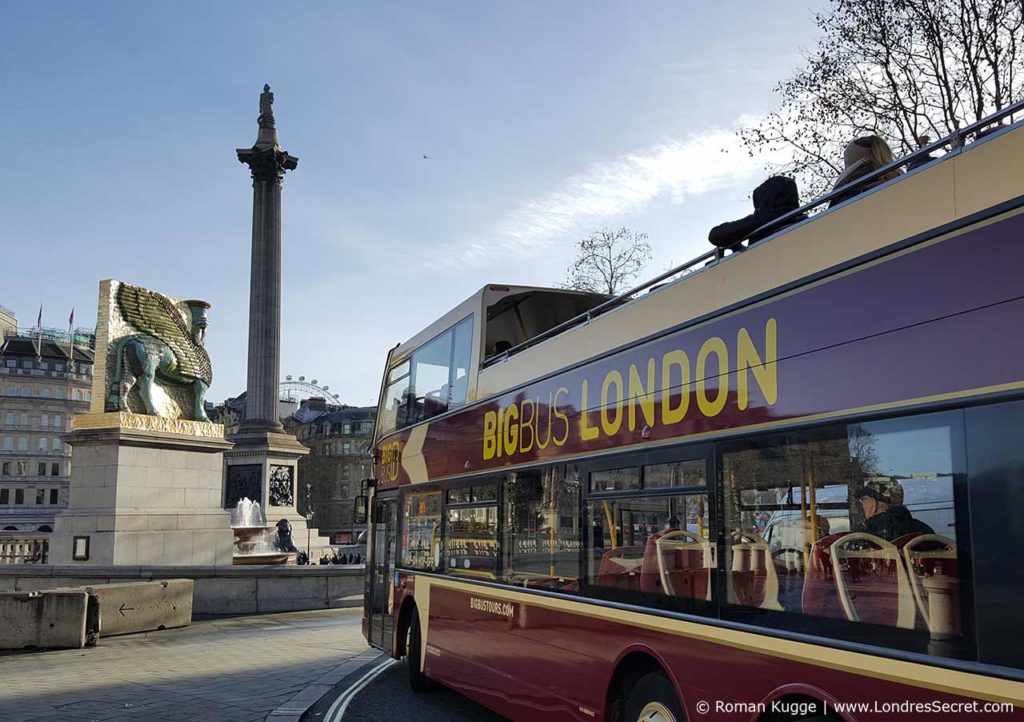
[485,99,1024,366]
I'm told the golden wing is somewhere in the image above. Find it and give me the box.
[115,283,212,385]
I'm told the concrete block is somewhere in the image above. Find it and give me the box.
[0,591,94,649]
[96,514,116,532]
[162,532,195,564]
[136,531,164,562]
[66,580,192,637]
[146,466,175,489]
[172,467,200,489]
[144,514,178,532]
[327,574,364,608]
[71,515,98,533]
[113,532,138,566]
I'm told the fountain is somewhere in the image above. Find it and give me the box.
[231,497,296,565]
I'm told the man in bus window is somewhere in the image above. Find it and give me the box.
[855,480,933,541]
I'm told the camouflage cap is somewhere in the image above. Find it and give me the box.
[855,479,904,506]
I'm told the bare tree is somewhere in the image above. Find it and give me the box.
[562,227,652,296]
[739,0,1024,196]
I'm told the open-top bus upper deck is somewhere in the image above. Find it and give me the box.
[374,111,1024,487]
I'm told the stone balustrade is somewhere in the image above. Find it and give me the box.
[0,534,49,564]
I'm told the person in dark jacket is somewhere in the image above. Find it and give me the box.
[854,480,934,541]
[708,176,806,252]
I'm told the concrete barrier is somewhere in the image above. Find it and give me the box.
[51,579,193,636]
[0,590,99,650]
[0,565,364,617]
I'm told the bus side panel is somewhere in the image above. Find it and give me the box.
[421,580,1024,721]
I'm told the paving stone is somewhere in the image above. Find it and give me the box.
[0,608,369,722]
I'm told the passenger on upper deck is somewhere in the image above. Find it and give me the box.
[855,480,934,541]
[830,135,903,207]
[707,176,806,253]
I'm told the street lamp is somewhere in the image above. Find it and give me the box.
[304,482,314,564]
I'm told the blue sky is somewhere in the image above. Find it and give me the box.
[1,1,823,406]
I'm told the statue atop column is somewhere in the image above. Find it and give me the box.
[258,84,275,129]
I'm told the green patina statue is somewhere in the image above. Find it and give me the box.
[105,282,213,422]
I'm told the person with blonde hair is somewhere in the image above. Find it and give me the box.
[830,135,903,207]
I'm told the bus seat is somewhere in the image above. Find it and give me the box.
[801,532,849,620]
[639,530,712,601]
[902,534,959,638]
[729,534,783,611]
[596,546,644,591]
[830,532,915,629]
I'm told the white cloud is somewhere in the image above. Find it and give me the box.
[450,116,788,265]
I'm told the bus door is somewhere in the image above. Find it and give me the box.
[367,493,398,651]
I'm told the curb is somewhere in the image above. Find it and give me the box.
[265,648,385,722]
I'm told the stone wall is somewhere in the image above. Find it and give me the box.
[0,565,364,616]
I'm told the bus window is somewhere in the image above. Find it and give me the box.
[501,466,581,591]
[586,493,712,604]
[379,360,411,436]
[449,316,473,408]
[445,482,498,579]
[721,410,967,657]
[400,489,442,571]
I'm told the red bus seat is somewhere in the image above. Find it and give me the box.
[729,534,782,610]
[830,532,915,629]
[801,532,849,620]
[901,534,959,638]
[596,546,644,591]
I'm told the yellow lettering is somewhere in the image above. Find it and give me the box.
[519,399,535,453]
[483,410,497,460]
[601,370,624,436]
[697,336,729,417]
[661,350,690,425]
[503,404,519,456]
[579,380,599,441]
[737,318,778,410]
[628,359,656,431]
[496,407,504,458]
[553,387,570,446]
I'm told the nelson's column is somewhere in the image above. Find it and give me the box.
[223,85,320,554]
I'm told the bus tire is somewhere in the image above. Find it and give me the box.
[406,610,432,693]
[624,672,684,722]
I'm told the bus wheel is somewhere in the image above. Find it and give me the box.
[406,610,432,693]
[624,672,684,722]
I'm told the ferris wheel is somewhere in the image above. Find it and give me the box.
[279,375,341,403]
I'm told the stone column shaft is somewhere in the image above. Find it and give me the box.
[244,178,283,425]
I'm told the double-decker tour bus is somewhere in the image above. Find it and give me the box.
[362,102,1024,721]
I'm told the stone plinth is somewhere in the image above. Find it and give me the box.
[224,428,326,558]
[49,414,235,566]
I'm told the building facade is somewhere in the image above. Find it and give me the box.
[0,332,94,533]
[285,399,375,544]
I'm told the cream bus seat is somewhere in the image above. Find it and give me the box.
[640,530,714,601]
[901,534,959,638]
[729,533,783,611]
[830,532,915,629]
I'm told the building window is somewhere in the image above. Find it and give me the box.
[343,423,351,434]
[52,439,61,452]
[4,360,15,368]
[3,413,12,426]
[1,462,9,475]
[17,438,28,451]
[74,389,82,401]
[37,525,52,532]
[37,462,46,476]
[16,461,26,476]
[49,488,59,505]
[39,361,48,370]
[55,388,65,400]
[2,438,12,451]
[54,415,63,430]
[41,387,51,398]
[51,463,59,476]
[0,489,7,504]
[6,385,16,395]
[35,489,44,504]
[85,390,91,402]
[40,414,49,428]
[14,489,24,504]
[20,386,30,397]
[54,363,63,372]
[38,437,48,451]
[21,359,32,369]
[19,413,27,427]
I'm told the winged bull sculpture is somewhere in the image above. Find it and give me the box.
[106,283,213,422]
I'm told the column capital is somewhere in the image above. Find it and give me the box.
[236,146,299,184]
